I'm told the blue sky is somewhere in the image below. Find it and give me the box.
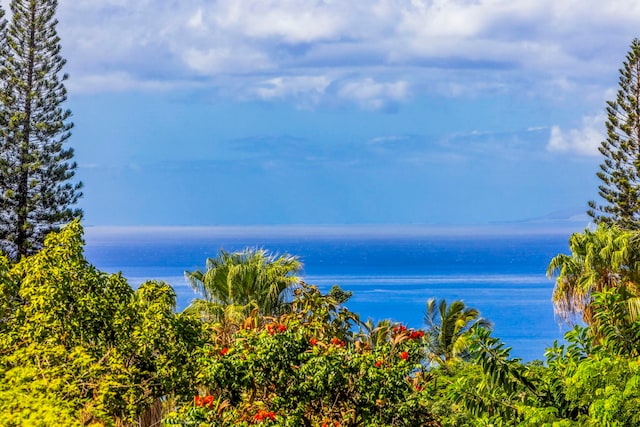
[6,0,640,227]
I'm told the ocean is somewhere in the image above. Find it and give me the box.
[83,225,576,361]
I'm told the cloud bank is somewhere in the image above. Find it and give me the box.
[0,0,634,110]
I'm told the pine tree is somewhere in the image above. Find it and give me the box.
[0,0,82,259]
[588,39,640,229]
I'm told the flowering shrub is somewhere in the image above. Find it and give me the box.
[163,284,440,426]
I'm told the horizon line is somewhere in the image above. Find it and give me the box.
[83,219,590,239]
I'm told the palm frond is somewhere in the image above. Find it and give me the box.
[185,247,302,324]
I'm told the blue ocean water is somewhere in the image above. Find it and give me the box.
[83,226,574,361]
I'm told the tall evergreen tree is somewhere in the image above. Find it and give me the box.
[588,39,640,229]
[0,0,82,259]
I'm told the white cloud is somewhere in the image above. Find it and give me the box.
[368,135,410,145]
[252,76,332,108]
[1,0,639,108]
[212,0,355,44]
[66,71,204,94]
[187,8,205,31]
[547,113,605,156]
[182,46,273,75]
[337,78,409,110]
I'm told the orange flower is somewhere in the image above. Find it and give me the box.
[310,337,318,346]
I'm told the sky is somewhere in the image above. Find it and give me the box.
[3,0,640,227]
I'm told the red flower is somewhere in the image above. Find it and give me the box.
[393,325,407,333]
[331,337,345,347]
[400,351,409,361]
[254,409,276,422]
[203,395,214,407]
[266,323,286,335]
[409,330,425,340]
[310,337,318,346]
[220,347,229,356]
[194,395,215,408]
[375,360,382,367]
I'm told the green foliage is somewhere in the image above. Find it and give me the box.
[424,298,491,365]
[591,288,640,356]
[185,248,302,323]
[538,326,640,427]
[547,224,640,325]
[588,38,640,229]
[547,224,640,359]
[446,327,537,425]
[0,363,83,427]
[0,221,203,425]
[0,0,82,259]
[444,324,640,426]
[7,221,132,349]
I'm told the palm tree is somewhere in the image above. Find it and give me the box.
[423,298,491,365]
[185,248,302,323]
[547,224,640,325]
[357,319,394,350]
